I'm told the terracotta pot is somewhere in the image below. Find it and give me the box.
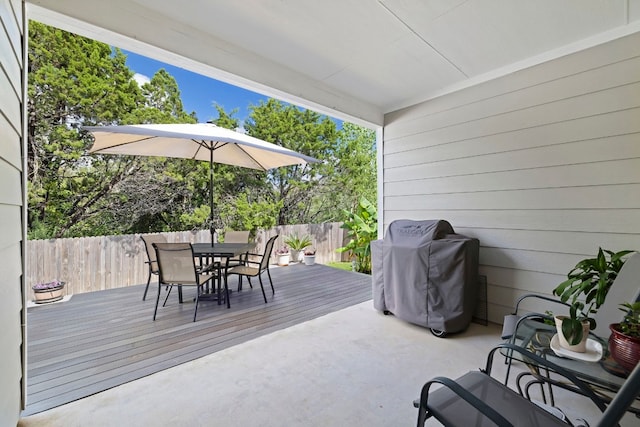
[609,323,640,372]
[555,315,590,353]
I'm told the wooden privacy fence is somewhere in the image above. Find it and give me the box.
[26,223,347,298]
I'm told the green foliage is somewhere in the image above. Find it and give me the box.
[27,24,377,239]
[244,99,340,225]
[553,248,634,345]
[179,205,211,230]
[326,262,352,272]
[217,192,280,234]
[284,233,312,250]
[27,22,144,238]
[618,301,640,338]
[336,197,377,274]
[328,123,377,213]
[27,22,198,238]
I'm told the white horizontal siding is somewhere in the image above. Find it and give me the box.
[0,56,21,129]
[388,184,640,210]
[385,31,640,126]
[385,109,640,169]
[455,227,640,256]
[385,158,640,195]
[0,112,20,169]
[386,56,640,145]
[382,30,640,325]
[384,209,640,234]
[0,0,24,423]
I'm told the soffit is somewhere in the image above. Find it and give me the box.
[27,0,640,127]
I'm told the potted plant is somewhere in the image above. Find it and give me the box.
[609,301,640,372]
[284,233,312,263]
[303,248,316,266]
[32,280,66,304]
[275,246,290,266]
[552,248,633,352]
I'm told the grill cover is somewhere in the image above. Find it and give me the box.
[372,219,479,333]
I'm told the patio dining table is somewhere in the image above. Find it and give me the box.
[192,242,255,307]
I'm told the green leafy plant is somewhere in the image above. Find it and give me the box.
[284,233,312,251]
[553,248,634,345]
[543,310,556,326]
[337,197,377,274]
[617,301,640,338]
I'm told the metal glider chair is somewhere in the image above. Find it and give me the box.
[225,235,278,303]
[152,243,217,322]
[501,293,570,341]
[500,294,571,391]
[415,343,640,427]
[140,234,168,301]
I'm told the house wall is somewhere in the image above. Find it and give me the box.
[383,31,640,324]
[0,0,26,423]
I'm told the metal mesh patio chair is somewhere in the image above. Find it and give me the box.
[140,234,167,301]
[152,242,217,322]
[223,230,251,290]
[415,343,640,427]
[225,235,278,303]
[224,230,250,243]
[224,230,250,265]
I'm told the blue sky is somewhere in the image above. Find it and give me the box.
[123,50,270,124]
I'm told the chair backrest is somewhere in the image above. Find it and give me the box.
[153,243,197,285]
[141,234,168,273]
[260,235,279,271]
[594,252,640,337]
[225,230,250,243]
[597,358,640,426]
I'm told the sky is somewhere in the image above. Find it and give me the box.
[122,50,270,124]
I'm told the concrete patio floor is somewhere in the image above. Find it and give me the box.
[18,301,627,426]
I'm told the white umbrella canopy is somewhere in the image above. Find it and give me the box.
[85,122,318,170]
[84,123,318,241]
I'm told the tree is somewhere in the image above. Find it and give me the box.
[214,100,377,229]
[88,69,200,234]
[244,99,339,225]
[27,23,378,238]
[306,122,377,222]
[130,68,198,124]
[27,22,144,238]
[198,105,272,233]
[27,23,198,237]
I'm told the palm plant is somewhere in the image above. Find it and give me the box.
[284,233,312,251]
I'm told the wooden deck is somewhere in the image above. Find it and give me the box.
[24,264,372,415]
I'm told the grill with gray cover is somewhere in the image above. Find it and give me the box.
[372,220,479,336]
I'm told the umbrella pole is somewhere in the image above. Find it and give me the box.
[210,148,215,247]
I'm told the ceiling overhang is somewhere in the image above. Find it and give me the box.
[27,0,640,128]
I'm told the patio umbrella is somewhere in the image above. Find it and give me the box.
[84,123,318,244]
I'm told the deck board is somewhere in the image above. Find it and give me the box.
[24,264,372,415]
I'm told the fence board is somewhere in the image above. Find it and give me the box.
[26,224,346,299]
